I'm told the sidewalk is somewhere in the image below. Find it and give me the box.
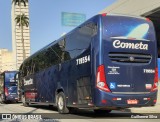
[128,83,160,113]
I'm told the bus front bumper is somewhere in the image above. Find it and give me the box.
[6,94,18,102]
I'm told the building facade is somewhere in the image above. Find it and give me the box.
[99,0,160,16]
[11,0,31,70]
[0,49,16,73]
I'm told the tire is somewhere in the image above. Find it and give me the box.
[57,92,69,114]
[94,110,112,114]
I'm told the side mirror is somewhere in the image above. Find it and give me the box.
[14,72,20,82]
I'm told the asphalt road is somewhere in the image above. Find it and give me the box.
[0,103,159,122]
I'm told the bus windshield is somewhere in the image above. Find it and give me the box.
[8,86,17,94]
[103,15,155,41]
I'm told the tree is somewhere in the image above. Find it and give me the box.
[12,0,28,7]
[12,0,29,60]
[15,14,29,102]
[15,14,29,28]
[12,0,29,103]
[15,14,29,60]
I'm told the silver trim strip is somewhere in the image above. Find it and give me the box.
[112,92,150,94]
[107,13,146,20]
[111,37,150,42]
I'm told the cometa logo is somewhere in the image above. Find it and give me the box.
[113,40,148,50]
[24,78,33,86]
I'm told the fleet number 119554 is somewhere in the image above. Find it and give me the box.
[76,55,90,65]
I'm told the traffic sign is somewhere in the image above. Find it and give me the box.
[61,12,86,27]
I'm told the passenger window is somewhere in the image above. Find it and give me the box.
[58,39,71,62]
[19,22,97,76]
[65,22,97,58]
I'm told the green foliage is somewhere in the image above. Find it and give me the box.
[15,14,29,27]
[12,0,28,7]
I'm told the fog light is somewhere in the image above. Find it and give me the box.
[112,98,122,101]
[101,99,107,104]
[143,98,150,100]
[153,99,157,103]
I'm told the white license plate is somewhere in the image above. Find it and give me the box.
[127,99,138,104]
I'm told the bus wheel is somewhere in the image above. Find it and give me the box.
[94,110,112,114]
[57,92,69,114]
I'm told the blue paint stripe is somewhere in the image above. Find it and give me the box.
[158,58,160,78]
[99,16,103,64]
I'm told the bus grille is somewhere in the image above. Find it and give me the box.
[109,52,152,63]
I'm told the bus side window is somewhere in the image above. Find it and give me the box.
[19,64,25,78]
[30,59,36,74]
[59,39,65,62]
[65,22,97,58]
[22,64,27,78]
[44,45,61,67]
[58,39,71,62]
[31,63,35,74]
[33,55,40,73]
[36,51,47,71]
[26,60,32,76]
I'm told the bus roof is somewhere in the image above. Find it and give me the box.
[101,13,147,20]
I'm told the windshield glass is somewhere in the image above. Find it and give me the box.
[5,72,17,86]
[8,86,17,94]
[103,15,155,41]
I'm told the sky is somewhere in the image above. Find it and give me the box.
[0,0,116,54]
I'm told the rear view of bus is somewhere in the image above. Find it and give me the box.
[0,71,18,103]
[95,14,158,110]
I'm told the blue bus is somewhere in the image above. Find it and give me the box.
[19,14,158,113]
[0,71,18,103]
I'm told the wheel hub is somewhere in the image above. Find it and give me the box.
[58,96,64,110]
